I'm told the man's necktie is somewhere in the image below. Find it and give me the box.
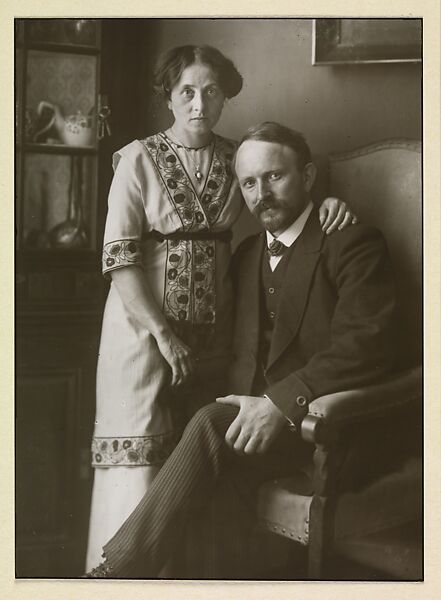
[267,239,287,257]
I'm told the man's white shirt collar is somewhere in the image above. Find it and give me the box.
[266,201,313,271]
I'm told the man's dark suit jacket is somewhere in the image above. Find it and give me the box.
[228,207,397,427]
[97,208,398,579]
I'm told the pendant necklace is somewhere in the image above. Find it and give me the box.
[165,129,213,183]
[186,148,204,182]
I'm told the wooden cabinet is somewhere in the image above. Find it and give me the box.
[15,19,109,577]
[16,317,103,577]
[15,17,156,577]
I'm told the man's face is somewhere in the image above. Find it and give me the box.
[235,140,315,236]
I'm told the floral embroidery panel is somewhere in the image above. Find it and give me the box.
[202,136,236,225]
[140,133,235,230]
[91,432,181,467]
[164,238,215,328]
[102,239,143,275]
[141,135,206,230]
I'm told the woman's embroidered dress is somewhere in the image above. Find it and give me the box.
[86,133,242,569]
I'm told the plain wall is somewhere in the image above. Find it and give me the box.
[142,19,421,149]
[138,18,422,241]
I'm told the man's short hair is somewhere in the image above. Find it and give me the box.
[236,121,312,171]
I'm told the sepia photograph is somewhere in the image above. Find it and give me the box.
[13,13,426,586]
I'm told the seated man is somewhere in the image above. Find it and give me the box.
[87,122,397,578]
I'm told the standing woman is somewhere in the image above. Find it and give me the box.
[86,45,355,570]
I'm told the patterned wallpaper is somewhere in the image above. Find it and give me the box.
[26,50,96,118]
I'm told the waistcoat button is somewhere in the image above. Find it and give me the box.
[296,395,307,407]
[268,287,275,294]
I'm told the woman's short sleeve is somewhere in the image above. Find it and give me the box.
[102,150,146,278]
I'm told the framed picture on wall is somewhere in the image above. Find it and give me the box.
[312,18,422,65]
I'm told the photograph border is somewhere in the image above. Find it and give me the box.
[2,1,440,599]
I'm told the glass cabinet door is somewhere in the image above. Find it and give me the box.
[16,19,100,253]
[22,153,97,250]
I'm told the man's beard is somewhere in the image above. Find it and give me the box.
[254,200,290,233]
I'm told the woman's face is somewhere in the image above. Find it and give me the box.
[167,61,225,141]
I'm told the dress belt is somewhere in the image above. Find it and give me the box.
[142,229,233,243]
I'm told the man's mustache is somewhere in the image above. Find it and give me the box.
[255,197,278,213]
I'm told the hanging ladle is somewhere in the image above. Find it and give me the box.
[49,155,88,248]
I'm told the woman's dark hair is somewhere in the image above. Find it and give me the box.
[153,45,243,99]
[236,121,312,170]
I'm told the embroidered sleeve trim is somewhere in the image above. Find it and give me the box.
[91,431,181,467]
[102,239,143,278]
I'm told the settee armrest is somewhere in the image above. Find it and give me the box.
[301,366,422,444]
